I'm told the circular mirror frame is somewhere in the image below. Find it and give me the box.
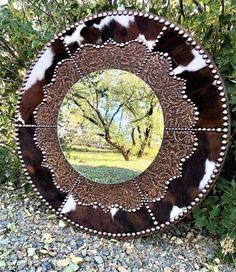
[15,10,230,238]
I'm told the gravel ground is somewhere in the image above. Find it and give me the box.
[0,186,235,272]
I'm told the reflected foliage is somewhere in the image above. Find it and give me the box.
[73,164,139,184]
[58,70,164,183]
[59,69,164,162]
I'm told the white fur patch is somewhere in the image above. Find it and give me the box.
[173,49,207,75]
[199,159,216,190]
[64,24,86,45]
[138,34,155,51]
[170,206,185,220]
[24,47,54,90]
[94,15,135,30]
[110,207,119,220]
[61,195,77,214]
[16,112,25,124]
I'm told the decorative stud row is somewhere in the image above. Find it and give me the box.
[165,127,229,133]
[15,124,57,128]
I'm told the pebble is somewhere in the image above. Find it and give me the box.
[0,261,6,268]
[175,238,184,245]
[102,251,110,256]
[117,266,128,272]
[17,259,27,270]
[134,259,142,268]
[186,231,194,240]
[200,268,208,272]
[0,238,9,245]
[41,261,53,271]
[70,255,83,265]
[94,256,104,264]
[164,267,172,272]
[56,258,70,267]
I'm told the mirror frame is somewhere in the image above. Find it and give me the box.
[15,10,230,238]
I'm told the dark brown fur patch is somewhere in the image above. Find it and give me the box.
[65,205,154,233]
[18,127,66,209]
[206,132,222,161]
[135,17,163,40]
[150,132,210,222]
[44,39,70,83]
[80,27,101,44]
[181,68,223,128]
[153,29,194,67]
[19,80,44,123]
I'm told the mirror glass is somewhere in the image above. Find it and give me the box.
[58,69,164,184]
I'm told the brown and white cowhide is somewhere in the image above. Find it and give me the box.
[15,10,230,238]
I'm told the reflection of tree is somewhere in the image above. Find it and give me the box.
[59,70,164,161]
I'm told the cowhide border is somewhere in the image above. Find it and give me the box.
[15,10,230,239]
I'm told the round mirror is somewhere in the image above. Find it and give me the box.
[16,10,230,238]
[58,69,164,184]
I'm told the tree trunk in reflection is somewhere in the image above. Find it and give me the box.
[137,124,153,158]
[105,135,130,161]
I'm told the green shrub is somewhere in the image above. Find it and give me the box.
[193,178,236,264]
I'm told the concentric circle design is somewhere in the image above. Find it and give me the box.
[15,10,230,238]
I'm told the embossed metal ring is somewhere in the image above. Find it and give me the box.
[15,10,230,238]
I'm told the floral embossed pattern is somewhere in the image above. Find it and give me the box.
[136,131,196,201]
[16,10,229,238]
[36,60,80,126]
[36,127,79,192]
[72,179,142,211]
[74,41,148,76]
[139,54,195,129]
